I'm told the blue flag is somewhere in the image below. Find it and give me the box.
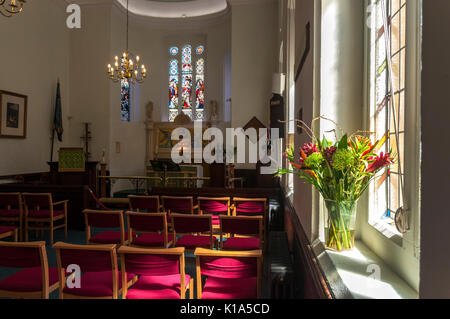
[53,81,63,142]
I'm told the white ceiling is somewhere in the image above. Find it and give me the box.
[116,0,229,18]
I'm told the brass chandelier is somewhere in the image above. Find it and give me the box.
[0,0,26,17]
[107,0,147,83]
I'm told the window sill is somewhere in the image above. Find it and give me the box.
[368,219,403,247]
[313,240,418,299]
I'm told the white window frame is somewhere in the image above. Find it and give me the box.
[362,0,421,261]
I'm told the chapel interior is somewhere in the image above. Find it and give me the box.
[0,0,448,300]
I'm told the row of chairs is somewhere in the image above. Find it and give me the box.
[85,210,264,251]
[128,195,268,238]
[0,193,68,244]
[0,241,262,299]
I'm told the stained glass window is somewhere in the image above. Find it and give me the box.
[368,0,406,227]
[195,58,205,120]
[169,59,179,122]
[121,78,130,122]
[168,44,205,122]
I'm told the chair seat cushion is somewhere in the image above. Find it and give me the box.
[90,231,133,244]
[212,216,220,226]
[63,271,135,297]
[175,235,217,250]
[126,274,191,299]
[0,267,59,292]
[133,233,174,247]
[0,226,16,234]
[222,237,261,251]
[28,210,64,219]
[0,209,21,218]
[201,277,257,299]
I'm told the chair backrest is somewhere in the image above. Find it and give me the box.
[233,197,267,216]
[198,197,230,216]
[83,209,124,229]
[161,196,194,214]
[54,242,117,273]
[22,193,52,210]
[0,241,45,268]
[118,246,186,299]
[171,214,212,234]
[220,215,263,236]
[194,248,262,299]
[53,242,118,298]
[126,211,167,233]
[128,195,160,213]
[0,241,53,298]
[0,193,22,210]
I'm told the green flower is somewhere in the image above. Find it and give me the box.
[303,152,324,169]
[332,149,355,171]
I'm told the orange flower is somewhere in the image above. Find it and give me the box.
[304,170,318,180]
[289,161,302,169]
[300,149,308,161]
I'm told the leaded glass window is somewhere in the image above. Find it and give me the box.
[121,78,130,122]
[168,44,205,122]
[368,0,406,227]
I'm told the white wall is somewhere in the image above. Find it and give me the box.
[231,0,278,129]
[0,0,70,175]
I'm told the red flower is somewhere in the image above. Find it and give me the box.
[302,142,319,156]
[366,152,394,173]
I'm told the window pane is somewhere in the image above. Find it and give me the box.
[195,58,205,121]
[181,45,193,120]
[121,79,130,122]
[169,59,179,122]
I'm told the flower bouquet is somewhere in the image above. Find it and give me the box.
[277,126,394,251]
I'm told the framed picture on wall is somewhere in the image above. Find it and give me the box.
[0,90,27,138]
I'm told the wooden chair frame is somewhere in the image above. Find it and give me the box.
[83,209,128,246]
[194,248,263,299]
[128,195,162,213]
[126,211,173,248]
[171,213,215,252]
[219,215,264,250]
[22,193,68,245]
[161,196,197,215]
[118,246,193,299]
[53,242,136,299]
[0,193,23,241]
[0,241,59,299]
[0,227,18,242]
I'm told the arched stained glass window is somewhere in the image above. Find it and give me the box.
[168,44,205,122]
[121,78,130,122]
[195,58,205,120]
[169,59,179,122]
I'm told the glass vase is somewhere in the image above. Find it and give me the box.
[324,199,357,251]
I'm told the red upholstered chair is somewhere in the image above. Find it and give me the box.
[118,246,193,299]
[126,212,173,248]
[0,226,18,241]
[83,209,131,246]
[53,242,136,299]
[233,197,268,243]
[0,193,23,241]
[22,193,68,245]
[197,197,231,232]
[0,241,59,299]
[194,248,262,299]
[171,214,217,252]
[161,196,196,216]
[128,195,161,213]
[219,216,263,251]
